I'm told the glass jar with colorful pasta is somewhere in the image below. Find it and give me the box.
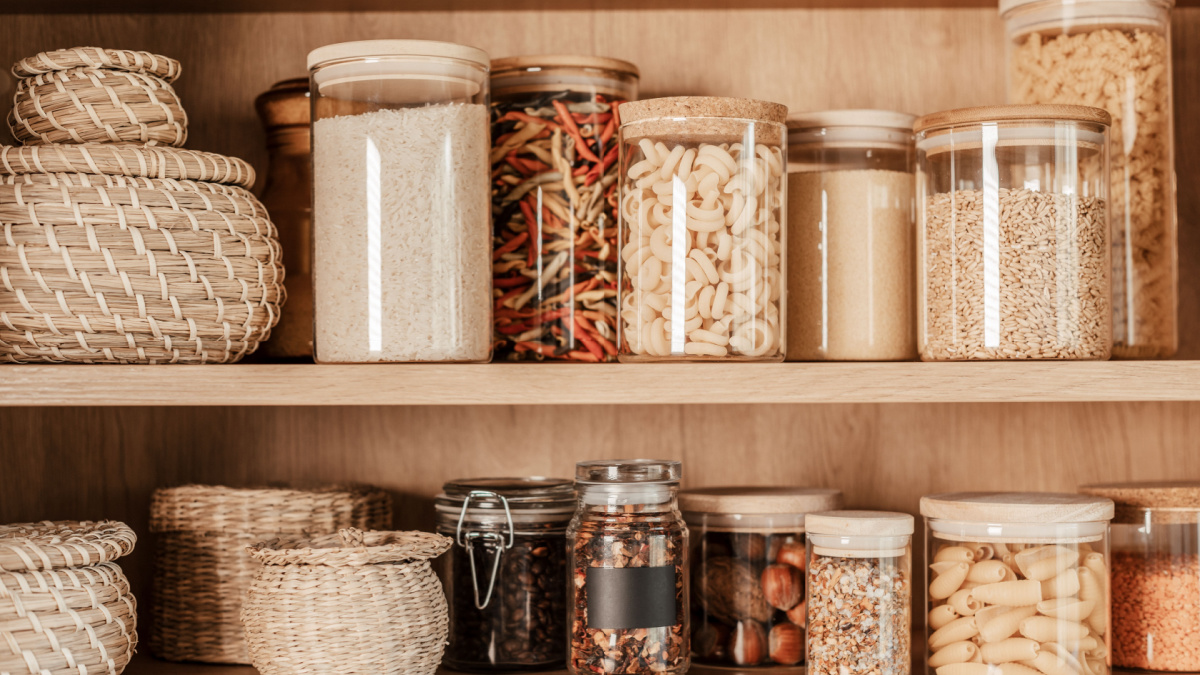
[1079,482,1200,672]
[617,97,788,361]
[1002,0,1177,359]
[489,56,638,362]
[682,487,843,668]
[920,492,1115,675]
[805,511,914,675]
[915,105,1113,361]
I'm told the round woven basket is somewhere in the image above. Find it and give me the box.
[10,47,187,147]
[0,521,138,675]
[0,146,284,364]
[149,485,393,664]
[242,529,452,675]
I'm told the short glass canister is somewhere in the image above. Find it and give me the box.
[617,97,788,361]
[435,478,575,672]
[567,460,689,675]
[682,487,843,667]
[921,492,1116,675]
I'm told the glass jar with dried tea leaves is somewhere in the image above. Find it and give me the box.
[568,460,689,675]
[436,477,575,672]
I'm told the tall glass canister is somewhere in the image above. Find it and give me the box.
[489,56,638,362]
[308,40,492,363]
[1002,0,1177,359]
[567,460,688,675]
[921,493,1115,675]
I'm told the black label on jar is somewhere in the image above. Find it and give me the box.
[585,566,677,629]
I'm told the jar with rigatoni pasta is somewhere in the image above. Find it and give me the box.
[1002,0,1178,359]
[617,97,788,361]
[920,493,1115,675]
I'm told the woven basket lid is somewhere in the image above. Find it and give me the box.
[680,487,843,515]
[1080,482,1200,524]
[921,492,1115,523]
[248,528,452,566]
[0,520,136,572]
[13,47,182,83]
[149,483,390,534]
[0,144,255,189]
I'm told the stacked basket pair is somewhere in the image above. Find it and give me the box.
[0,521,139,675]
[0,47,285,363]
[148,484,393,664]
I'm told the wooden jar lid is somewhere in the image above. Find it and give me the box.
[0,520,136,571]
[806,510,915,536]
[921,492,1115,523]
[680,487,842,515]
[1080,482,1200,524]
[620,96,788,125]
[491,55,639,78]
[13,46,182,83]
[255,78,310,129]
[913,104,1111,134]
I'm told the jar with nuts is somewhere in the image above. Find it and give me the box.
[436,477,576,672]
[681,487,843,668]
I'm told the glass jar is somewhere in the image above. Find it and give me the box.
[786,110,917,362]
[308,40,492,363]
[255,78,313,360]
[567,460,689,675]
[617,97,788,361]
[805,511,914,675]
[920,492,1115,675]
[1002,0,1177,359]
[489,56,639,363]
[681,487,843,668]
[436,477,575,672]
[1080,482,1200,671]
[915,105,1113,361]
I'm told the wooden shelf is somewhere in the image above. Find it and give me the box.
[3,361,1198,406]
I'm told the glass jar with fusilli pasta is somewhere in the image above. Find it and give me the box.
[616,97,788,362]
[1002,0,1178,359]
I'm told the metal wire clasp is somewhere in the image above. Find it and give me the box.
[455,489,515,610]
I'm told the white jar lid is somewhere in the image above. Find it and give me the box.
[787,109,916,131]
[308,39,489,70]
[999,0,1173,15]
[921,492,1114,523]
[806,510,914,536]
[680,487,842,515]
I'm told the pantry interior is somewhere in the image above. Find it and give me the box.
[1,1,1198,674]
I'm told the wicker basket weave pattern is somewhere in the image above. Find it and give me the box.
[242,529,452,675]
[0,521,138,675]
[0,166,285,363]
[148,485,393,665]
[13,47,182,82]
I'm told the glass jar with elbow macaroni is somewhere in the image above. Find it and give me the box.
[915,105,1113,361]
[681,487,843,668]
[920,492,1116,675]
[805,510,914,675]
[1079,482,1200,672]
[617,97,788,361]
[1001,0,1178,359]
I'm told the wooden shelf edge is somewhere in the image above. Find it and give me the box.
[1,361,1198,406]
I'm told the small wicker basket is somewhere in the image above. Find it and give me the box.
[0,520,139,675]
[10,47,187,147]
[242,528,453,675]
[0,144,284,363]
[148,484,392,664]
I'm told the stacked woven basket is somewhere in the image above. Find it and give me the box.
[0,521,139,675]
[0,47,285,363]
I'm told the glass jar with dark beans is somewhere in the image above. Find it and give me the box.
[436,477,576,672]
[568,460,689,675]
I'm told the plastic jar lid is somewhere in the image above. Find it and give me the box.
[680,487,842,516]
[1080,481,1200,524]
[788,109,915,151]
[307,39,489,71]
[491,55,639,79]
[999,0,1173,15]
[788,109,916,131]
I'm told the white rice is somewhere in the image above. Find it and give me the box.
[312,103,492,362]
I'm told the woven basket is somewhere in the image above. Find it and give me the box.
[10,47,186,147]
[149,485,393,664]
[0,521,138,675]
[0,145,284,363]
[242,529,452,675]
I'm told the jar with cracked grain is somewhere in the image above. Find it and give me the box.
[682,487,843,668]
[568,459,689,675]
[436,477,575,672]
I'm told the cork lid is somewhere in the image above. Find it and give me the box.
[787,109,916,131]
[914,104,1111,134]
[0,521,137,572]
[681,487,842,515]
[491,55,639,78]
[620,96,788,126]
[307,39,489,70]
[806,510,915,537]
[921,492,1115,523]
[1080,482,1200,524]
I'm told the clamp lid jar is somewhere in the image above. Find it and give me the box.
[435,477,575,672]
